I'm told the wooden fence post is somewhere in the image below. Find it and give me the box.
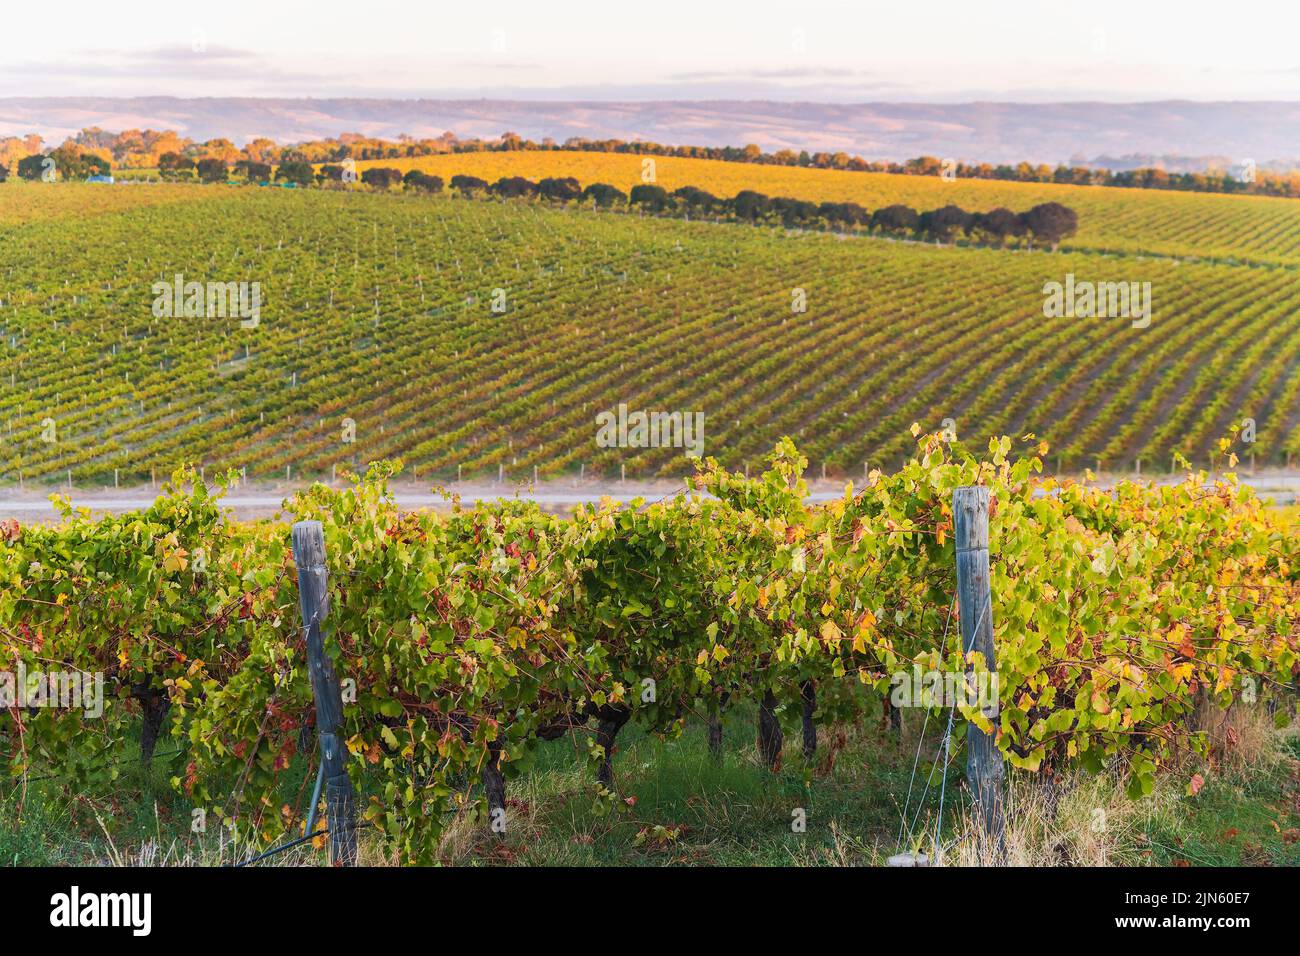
[292,520,358,866]
[953,486,1006,861]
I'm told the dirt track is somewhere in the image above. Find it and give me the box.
[1,472,1297,523]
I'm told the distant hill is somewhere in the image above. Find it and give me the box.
[1,97,1297,170]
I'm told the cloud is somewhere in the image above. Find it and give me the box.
[668,67,880,81]
[0,45,345,90]
[0,44,558,100]
[81,44,261,62]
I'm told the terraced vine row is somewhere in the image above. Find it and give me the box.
[1,181,1298,485]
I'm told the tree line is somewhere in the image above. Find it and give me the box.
[4,125,1295,200]
[2,149,1081,249]
[348,168,1082,249]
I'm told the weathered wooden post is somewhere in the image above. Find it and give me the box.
[292,521,358,866]
[953,486,1006,861]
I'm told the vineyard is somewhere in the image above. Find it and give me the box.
[354,151,1300,267]
[1,174,1299,488]
[2,435,1297,864]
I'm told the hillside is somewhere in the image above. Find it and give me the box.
[356,151,1300,267]
[4,97,1298,168]
[1,178,1298,487]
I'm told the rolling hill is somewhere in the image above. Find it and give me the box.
[1,171,1297,487]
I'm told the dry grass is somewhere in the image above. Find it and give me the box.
[1196,698,1289,780]
[949,698,1297,867]
[949,769,1180,867]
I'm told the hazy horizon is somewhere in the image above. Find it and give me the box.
[4,97,1297,170]
[5,0,1298,102]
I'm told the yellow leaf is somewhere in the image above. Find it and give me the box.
[819,620,843,644]
[909,422,921,437]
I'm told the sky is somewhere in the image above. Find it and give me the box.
[0,0,1297,102]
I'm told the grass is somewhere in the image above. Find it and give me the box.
[5,697,1296,867]
[438,704,922,866]
[1143,744,1300,867]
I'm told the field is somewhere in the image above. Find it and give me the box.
[356,151,1300,267]
[2,170,1299,488]
[3,152,1300,870]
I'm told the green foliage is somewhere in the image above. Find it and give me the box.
[2,438,1297,862]
[2,183,1299,487]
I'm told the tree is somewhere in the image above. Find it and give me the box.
[17,154,50,180]
[870,204,919,234]
[0,164,7,183]
[275,161,314,186]
[200,138,241,163]
[917,204,973,243]
[537,177,581,202]
[80,153,111,178]
[450,174,489,195]
[361,167,403,190]
[730,190,771,221]
[905,156,943,176]
[769,196,818,227]
[403,170,443,193]
[817,201,869,228]
[966,207,1025,247]
[24,145,112,181]
[158,152,194,177]
[242,137,279,164]
[196,158,228,183]
[629,183,670,212]
[581,182,627,208]
[1020,202,1079,251]
[672,185,718,213]
[491,176,539,198]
